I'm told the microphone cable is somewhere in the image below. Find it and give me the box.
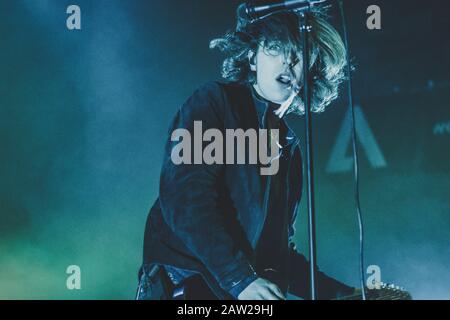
[337,0,367,300]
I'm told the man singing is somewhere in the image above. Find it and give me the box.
[137,2,355,300]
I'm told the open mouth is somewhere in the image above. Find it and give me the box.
[276,74,292,85]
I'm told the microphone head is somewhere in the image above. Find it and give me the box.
[237,1,279,28]
[239,0,328,24]
[241,0,275,22]
[236,3,252,30]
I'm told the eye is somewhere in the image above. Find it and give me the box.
[268,44,281,52]
[264,43,283,56]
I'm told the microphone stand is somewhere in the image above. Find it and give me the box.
[243,0,326,301]
[299,9,318,300]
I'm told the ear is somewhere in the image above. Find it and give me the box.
[248,50,257,71]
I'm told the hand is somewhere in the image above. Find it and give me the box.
[237,277,286,300]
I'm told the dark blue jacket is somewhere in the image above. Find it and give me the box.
[141,81,353,299]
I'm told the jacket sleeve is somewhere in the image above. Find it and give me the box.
[287,223,355,299]
[158,82,257,294]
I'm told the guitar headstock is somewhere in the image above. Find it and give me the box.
[336,282,412,300]
[364,282,412,300]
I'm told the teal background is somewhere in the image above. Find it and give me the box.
[0,0,448,299]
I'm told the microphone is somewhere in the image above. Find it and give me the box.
[244,0,327,21]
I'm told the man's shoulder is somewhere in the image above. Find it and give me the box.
[183,81,224,109]
[180,81,250,117]
[190,80,248,101]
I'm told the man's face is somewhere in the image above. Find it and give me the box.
[251,42,302,104]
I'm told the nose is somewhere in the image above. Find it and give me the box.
[283,54,300,70]
[283,56,301,82]
[287,56,300,69]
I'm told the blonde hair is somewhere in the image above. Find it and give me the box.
[210,8,347,115]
